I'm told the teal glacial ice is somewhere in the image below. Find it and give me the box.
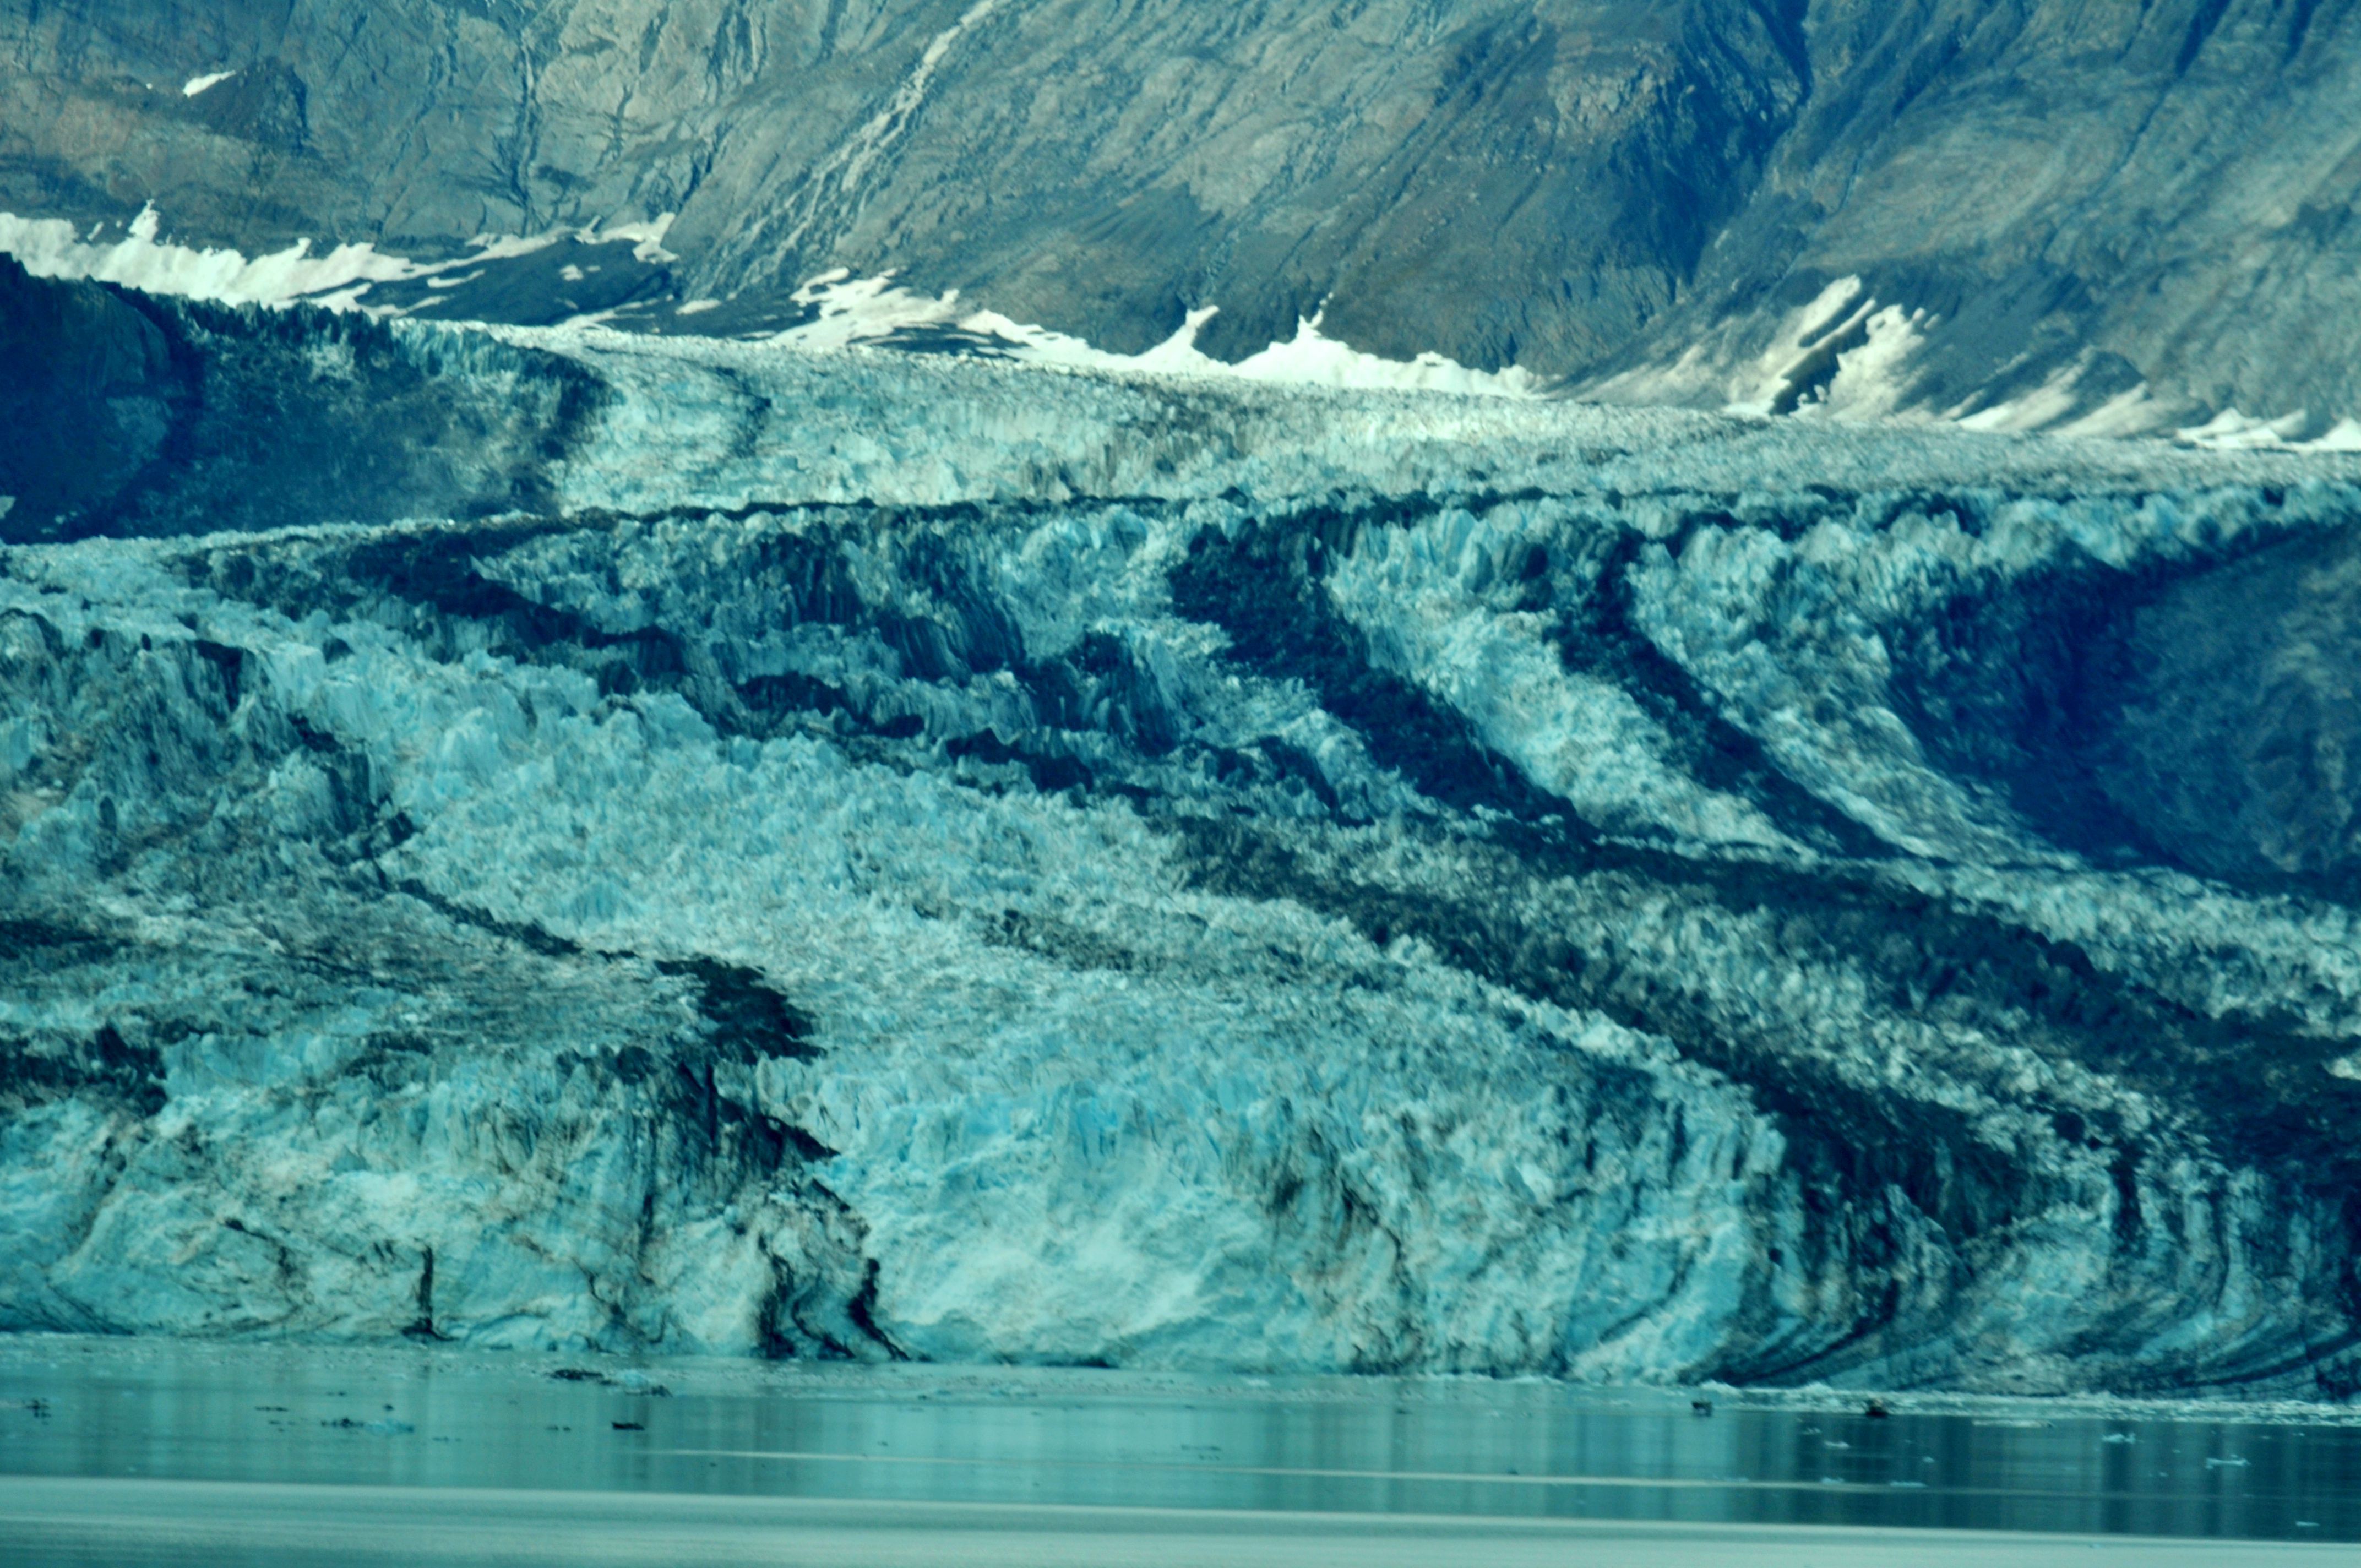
[9,293,2361,1396]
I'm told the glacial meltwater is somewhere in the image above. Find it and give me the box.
[2,1336,2359,1564]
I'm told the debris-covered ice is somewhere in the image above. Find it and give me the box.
[7,303,2361,1395]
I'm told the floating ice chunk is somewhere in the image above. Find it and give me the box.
[182,70,235,97]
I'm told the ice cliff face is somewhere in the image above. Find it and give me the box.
[8,287,2361,1393]
[6,0,2360,435]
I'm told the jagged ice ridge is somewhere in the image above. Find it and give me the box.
[8,312,2361,1395]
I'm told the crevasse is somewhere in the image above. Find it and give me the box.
[6,303,2361,1395]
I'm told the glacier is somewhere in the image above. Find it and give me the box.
[9,283,2361,1396]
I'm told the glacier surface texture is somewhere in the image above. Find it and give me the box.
[10,282,2361,1396]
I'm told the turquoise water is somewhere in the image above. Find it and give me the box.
[2,1336,2356,1545]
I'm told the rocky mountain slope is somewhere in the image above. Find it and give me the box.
[8,273,2361,1393]
[4,1,2358,435]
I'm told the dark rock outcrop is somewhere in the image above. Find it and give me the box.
[2,2,2355,430]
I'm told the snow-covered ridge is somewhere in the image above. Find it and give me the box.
[0,204,1542,398]
[0,205,564,311]
[0,206,676,312]
[15,204,2355,436]
[1592,275,2361,449]
[763,270,1547,397]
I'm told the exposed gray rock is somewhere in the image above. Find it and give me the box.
[2,1,2354,430]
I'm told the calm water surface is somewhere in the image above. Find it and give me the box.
[2,1335,2357,1547]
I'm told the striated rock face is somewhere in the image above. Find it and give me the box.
[8,301,2361,1392]
[3,1,2358,431]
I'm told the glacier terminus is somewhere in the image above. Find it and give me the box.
[8,268,2361,1401]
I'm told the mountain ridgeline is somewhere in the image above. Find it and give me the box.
[3,0,2359,434]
